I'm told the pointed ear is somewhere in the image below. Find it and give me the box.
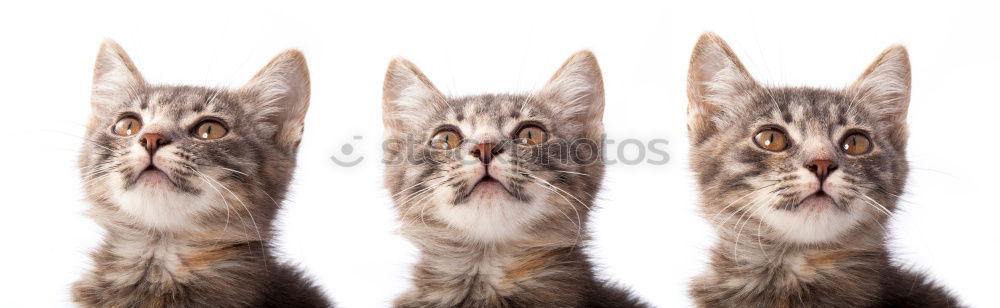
[848,45,911,150]
[381,58,446,134]
[686,32,757,142]
[539,50,605,139]
[91,40,145,115]
[241,49,311,153]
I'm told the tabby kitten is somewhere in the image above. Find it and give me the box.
[685,33,960,307]
[73,41,331,307]
[381,51,647,308]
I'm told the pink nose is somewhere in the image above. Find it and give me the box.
[806,159,838,182]
[471,143,503,164]
[139,133,170,154]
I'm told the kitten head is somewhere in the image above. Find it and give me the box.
[382,51,605,243]
[687,33,910,245]
[80,40,310,233]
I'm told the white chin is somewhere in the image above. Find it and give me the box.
[432,194,546,243]
[762,206,864,244]
[111,184,214,232]
[467,182,511,201]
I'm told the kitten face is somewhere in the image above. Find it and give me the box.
[80,41,310,232]
[687,33,911,244]
[382,52,605,243]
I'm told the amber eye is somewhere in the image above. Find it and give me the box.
[112,116,143,136]
[515,125,546,145]
[841,132,872,155]
[192,120,228,140]
[429,130,462,150]
[753,128,788,152]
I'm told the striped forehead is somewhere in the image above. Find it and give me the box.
[755,88,861,136]
[134,87,239,121]
[444,94,548,132]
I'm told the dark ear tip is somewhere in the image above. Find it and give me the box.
[385,57,432,87]
[98,39,129,60]
[694,32,726,49]
[383,57,439,101]
[271,49,309,74]
[882,45,910,63]
[887,44,908,53]
[696,32,720,43]
[278,49,307,63]
[689,32,743,74]
[387,57,418,74]
[563,50,602,77]
[569,50,597,63]
[690,32,737,65]
[857,44,911,84]
[99,39,122,51]
[93,39,144,84]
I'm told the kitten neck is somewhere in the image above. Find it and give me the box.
[91,193,275,238]
[693,219,891,306]
[399,220,593,305]
[715,223,888,267]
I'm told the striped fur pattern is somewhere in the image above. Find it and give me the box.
[382,51,647,307]
[73,40,331,307]
[685,33,960,307]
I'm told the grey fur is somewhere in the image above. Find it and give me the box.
[685,32,961,308]
[382,51,647,308]
[73,40,331,307]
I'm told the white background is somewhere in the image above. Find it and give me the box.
[1,1,997,307]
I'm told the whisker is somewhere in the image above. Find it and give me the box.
[391,175,447,199]
[526,179,583,249]
[712,182,779,226]
[855,192,893,217]
[853,194,890,233]
[519,170,593,250]
[187,166,268,272]
[397,177,453,228]
[733,191,774,261]
[523,173,591,211]
[42,129,118,153]
[203,165,282,209]
[190,172,235,240]
[523,168,591,177]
